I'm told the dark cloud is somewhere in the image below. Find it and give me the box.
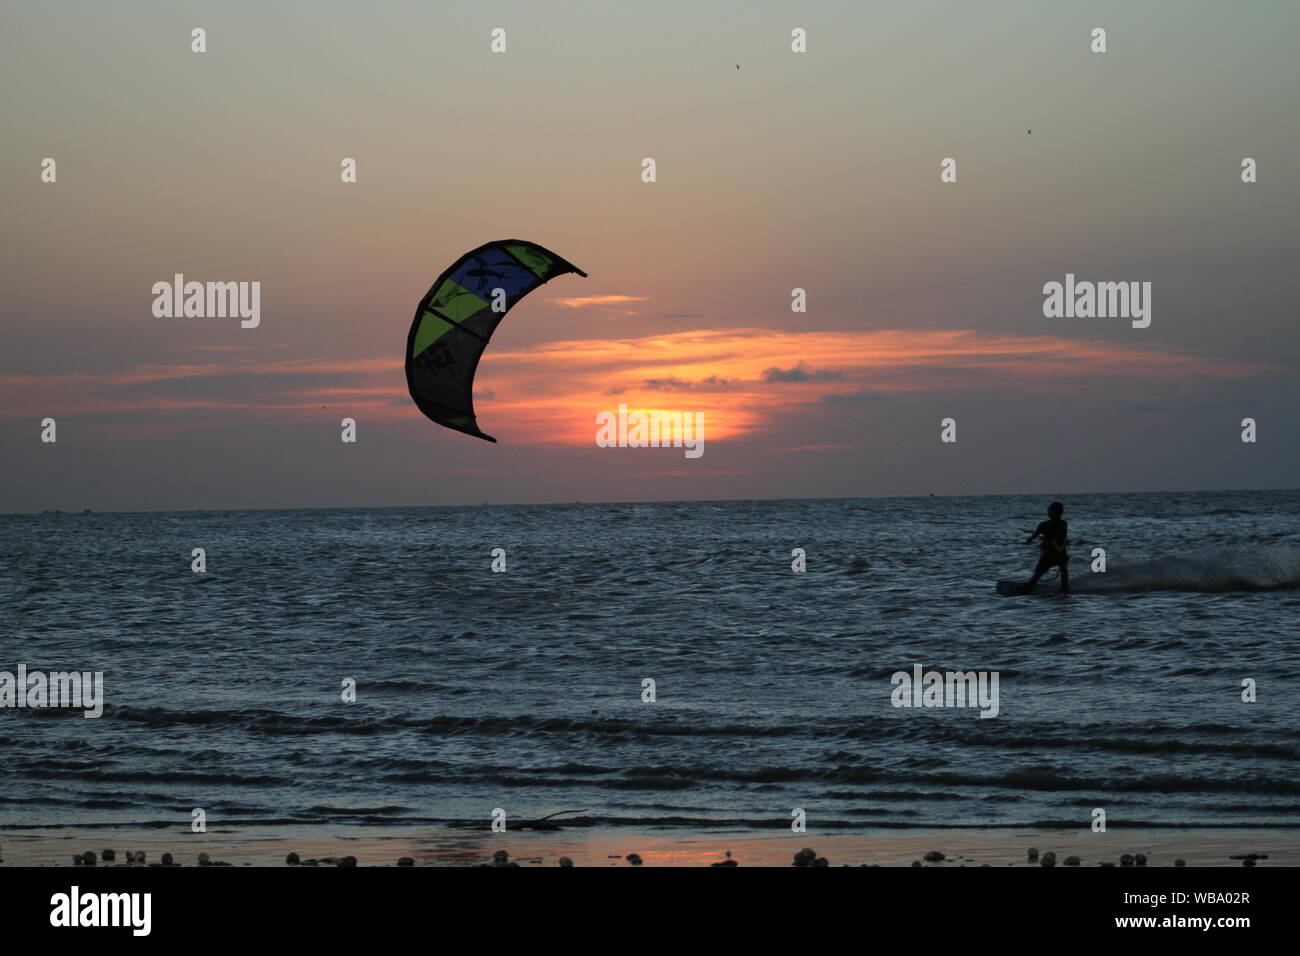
[640,375,738,391]
[763,364,843,384]
[642,376,695,391]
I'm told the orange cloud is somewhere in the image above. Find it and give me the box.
[0,329,1266,448]
[475,328,1264,444]
[548,294,649,309]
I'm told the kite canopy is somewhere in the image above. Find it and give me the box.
[405,239,586,442]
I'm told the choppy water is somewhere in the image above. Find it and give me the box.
[2,490,1299,832]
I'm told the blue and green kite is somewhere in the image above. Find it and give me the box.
[405,239,586,442]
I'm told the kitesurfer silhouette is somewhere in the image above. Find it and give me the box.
[1021,501,1069,594]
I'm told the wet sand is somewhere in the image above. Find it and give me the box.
[2,826,1296,867]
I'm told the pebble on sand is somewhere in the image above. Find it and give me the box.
[924,851,945,862]
[626,853,644,866]
[198,852,210,865]
[102,849,116,862]
[1174,859,1185,867]
[558,856,574,867]
[396,857,414,867]
[1064,856,1081,867]
[134,851,145,864]
[1027,848,1039,862]
[286,852,300,865]
[339,856,357,867]
[161,853,174,866]
[1040,852,1057,868]
[1119,854,1134,867]
[1134,853,1147,866]
[80,851,97,866]
[793,847,817,867]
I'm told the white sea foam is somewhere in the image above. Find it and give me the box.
[1078,544,1300,593]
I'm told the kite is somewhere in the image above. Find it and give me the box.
[404,239,586,442]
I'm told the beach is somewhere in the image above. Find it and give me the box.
[3,825,1296,868]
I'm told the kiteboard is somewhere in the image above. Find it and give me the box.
[997,580,1071,597]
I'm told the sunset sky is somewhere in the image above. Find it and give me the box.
[2,0,1297,512]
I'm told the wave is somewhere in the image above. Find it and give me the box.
[1068,545,1300,593]
[10,810,1300,832]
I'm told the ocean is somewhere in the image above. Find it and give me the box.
[3,489,1299,835]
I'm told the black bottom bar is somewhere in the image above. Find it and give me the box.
[1,865,1276,941]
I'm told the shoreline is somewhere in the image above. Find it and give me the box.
[2,825,1295,867]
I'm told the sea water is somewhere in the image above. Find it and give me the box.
[1,489,1298,832]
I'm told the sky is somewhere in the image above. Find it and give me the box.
[1,0,1297,512]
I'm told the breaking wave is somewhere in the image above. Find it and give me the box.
[1075,545,1300,593]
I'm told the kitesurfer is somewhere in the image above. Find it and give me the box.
[1021,501,1069,594]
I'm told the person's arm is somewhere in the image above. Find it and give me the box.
[1024,521,1044,544]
